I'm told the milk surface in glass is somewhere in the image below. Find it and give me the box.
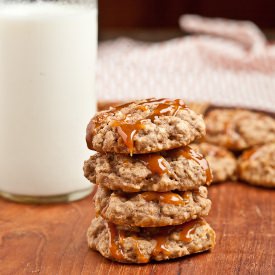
[0,1,97,201]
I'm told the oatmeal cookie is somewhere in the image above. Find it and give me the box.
[95,186,211,227]
[84,146,212,192]
[87,216,216,263]
[238,143,275,187]
[86,98,206,154]
[205,109,275,151]
[192,142,237,182]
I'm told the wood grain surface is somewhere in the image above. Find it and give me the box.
[0,182,274,275]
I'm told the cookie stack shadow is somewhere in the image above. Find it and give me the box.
[84,98,216,263]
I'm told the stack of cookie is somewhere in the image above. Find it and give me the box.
[84,98,216,263]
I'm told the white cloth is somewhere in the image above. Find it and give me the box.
[97,15,275,112]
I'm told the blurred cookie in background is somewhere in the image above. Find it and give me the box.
[238,143,275,188]
[205,109,275,151]
[191,142,237,183]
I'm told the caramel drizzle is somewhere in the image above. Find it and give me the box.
[136,145,212,183]
[224,123,242,148]
[141,191,189,206]
[136,153,170,175]
[152,235,171,256]
[108,222,125,261]
[111,98,187,154]
[131,236,148,263]
[167,146,212,184]
[112,120,146,155]
[107,218,205,263]
[86,101,136,150]
[108,222,148,263]
[241,148,257,160]
[146,98,185,120]
[152,218,205,257]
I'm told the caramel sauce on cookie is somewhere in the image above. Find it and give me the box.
[152,235,171,256]
[131,236,149,263]
[167,146,212,184]
[86,101,136,148]
[112,120,146,154]
[152,218,206,257]
[107,218,205,263]
[110,98,187,154]
[108,222,125,261]
[108,222,148,263]
[146,98,186,121]
[222,112,249,149]
[141,191,188,206]
[241,148,257,160]
[136,153,170,175]
[178,219,203,242]
[136,145,212,183]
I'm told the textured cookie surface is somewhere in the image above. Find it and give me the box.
[86,98,206,154]
[192,142,237,182]
[95,186,211,227]
[205,109,275,151]
[87,216,216,263]
[84,146,212,192]
[238,143,275,187]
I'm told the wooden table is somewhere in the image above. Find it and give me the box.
[0,182,274,275]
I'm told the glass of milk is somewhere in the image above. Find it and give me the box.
[0,0,97,203]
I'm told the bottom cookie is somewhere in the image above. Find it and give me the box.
[87,216,216,263]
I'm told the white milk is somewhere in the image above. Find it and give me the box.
[0,2,97,196]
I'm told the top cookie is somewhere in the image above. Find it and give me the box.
[205,109,275,151]
[86,98,206,154]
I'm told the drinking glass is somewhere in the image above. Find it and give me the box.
[0,0,97,202]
